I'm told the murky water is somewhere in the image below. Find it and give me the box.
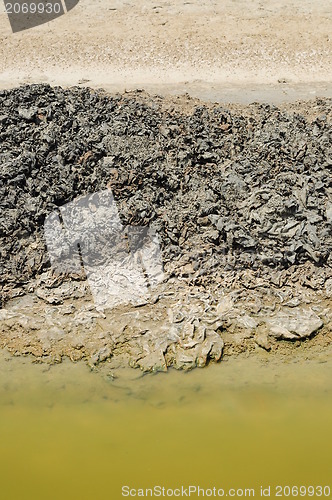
[1,349,332,499]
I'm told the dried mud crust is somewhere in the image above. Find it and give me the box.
[0,85,332,371]
[1,261,332,372]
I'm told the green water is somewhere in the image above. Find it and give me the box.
[1,349,332,500]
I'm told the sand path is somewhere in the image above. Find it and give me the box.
[0,0,331,102]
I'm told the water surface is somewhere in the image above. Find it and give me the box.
[1,349,331,499]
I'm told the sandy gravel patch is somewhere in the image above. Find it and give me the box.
[0,0,331,100]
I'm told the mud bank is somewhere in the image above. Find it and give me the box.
[1,274,332,372]
[0,85,331,371]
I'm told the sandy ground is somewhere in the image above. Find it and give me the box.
[0,0,331,102]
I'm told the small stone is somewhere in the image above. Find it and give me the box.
[173,348,197,370]
[255,331,271,351]
[236,314,258,329]
[266,310,323,340]
[325,203,332,222]
[325,278,332,297]
[137,349,167,373]
[18,107,36,121]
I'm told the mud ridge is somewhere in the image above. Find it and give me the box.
[1,85,331,371]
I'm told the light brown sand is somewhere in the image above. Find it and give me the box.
[0,0,331,102]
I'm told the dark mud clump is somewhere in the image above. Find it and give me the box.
[0,84,332,371]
